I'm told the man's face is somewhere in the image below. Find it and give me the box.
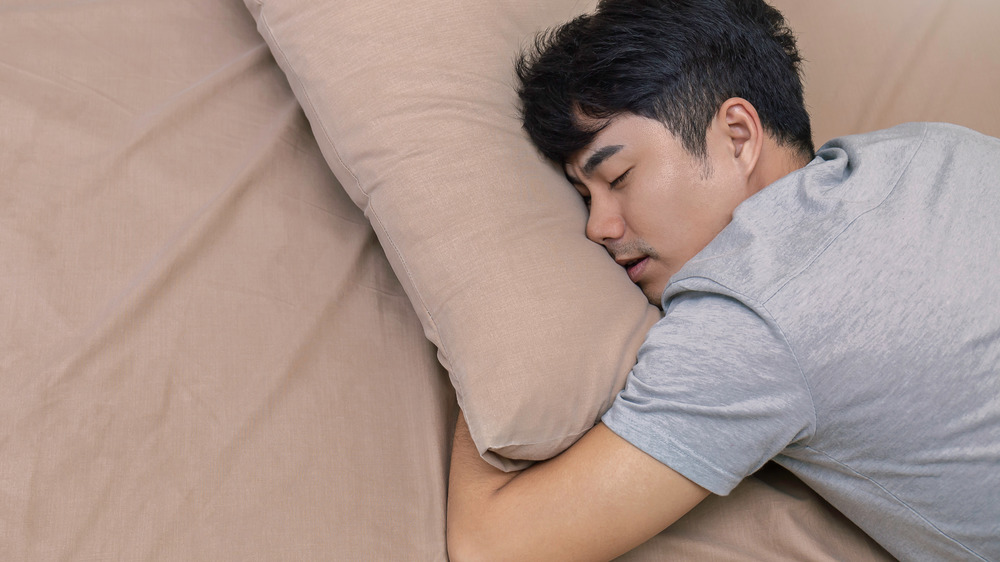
[565,113,750,305]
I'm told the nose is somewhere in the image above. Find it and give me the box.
[585,196,625,245]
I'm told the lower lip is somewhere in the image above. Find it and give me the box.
[627,257,649,283]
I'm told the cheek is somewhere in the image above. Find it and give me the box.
[628,171,686,221]
[646,191,723,259]
[679,174,738,230]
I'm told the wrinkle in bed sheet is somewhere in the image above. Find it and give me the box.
[9,0,990,558]
[2,0,454,560]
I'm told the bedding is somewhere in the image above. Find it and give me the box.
[246,0,662,471]
[3,0,997,559]
[2,1,454,559]
[247,0,1000,473]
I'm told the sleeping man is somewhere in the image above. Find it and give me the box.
[446,0,1000,560]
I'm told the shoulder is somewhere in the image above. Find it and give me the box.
[824,121,998,148]
[821,122,999,164]
[666,122,998,307]
[606,291,816,494]
[819,122,1000,183]
[634,291,807,403]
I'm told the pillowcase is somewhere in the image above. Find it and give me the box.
[244,0,661,470]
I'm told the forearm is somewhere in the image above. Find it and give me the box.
[446,410,709,562]
[447,411,594,561]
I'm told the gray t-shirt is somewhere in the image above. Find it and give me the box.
[602,123,1000,561]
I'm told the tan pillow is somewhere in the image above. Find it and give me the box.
[244,0,661,470]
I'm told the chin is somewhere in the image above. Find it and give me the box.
[642,287,664,309]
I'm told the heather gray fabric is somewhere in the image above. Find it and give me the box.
[603,123,1000,561]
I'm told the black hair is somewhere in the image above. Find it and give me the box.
[515,0,814,164]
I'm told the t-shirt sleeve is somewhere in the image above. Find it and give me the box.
[602,290,815,496]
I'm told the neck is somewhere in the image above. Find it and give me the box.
[748,136,811,196]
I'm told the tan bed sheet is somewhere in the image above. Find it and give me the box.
[1,1,454,559]
[7,0,996,559]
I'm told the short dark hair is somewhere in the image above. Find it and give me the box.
[515,0,814,164]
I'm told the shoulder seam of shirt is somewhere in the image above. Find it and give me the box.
[760,123,931,303]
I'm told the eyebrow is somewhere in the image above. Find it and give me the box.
[582,144,624,176]
[564,144,625,186]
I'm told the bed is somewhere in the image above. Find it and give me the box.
[3,0,997,559]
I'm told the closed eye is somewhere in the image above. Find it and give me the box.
[610,169,631,189]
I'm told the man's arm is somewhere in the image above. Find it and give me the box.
[447,411,709,562]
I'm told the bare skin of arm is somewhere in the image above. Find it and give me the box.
[446,101,803,561]
[447,411,709,562]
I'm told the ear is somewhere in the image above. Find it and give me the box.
[714,97,762,178]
